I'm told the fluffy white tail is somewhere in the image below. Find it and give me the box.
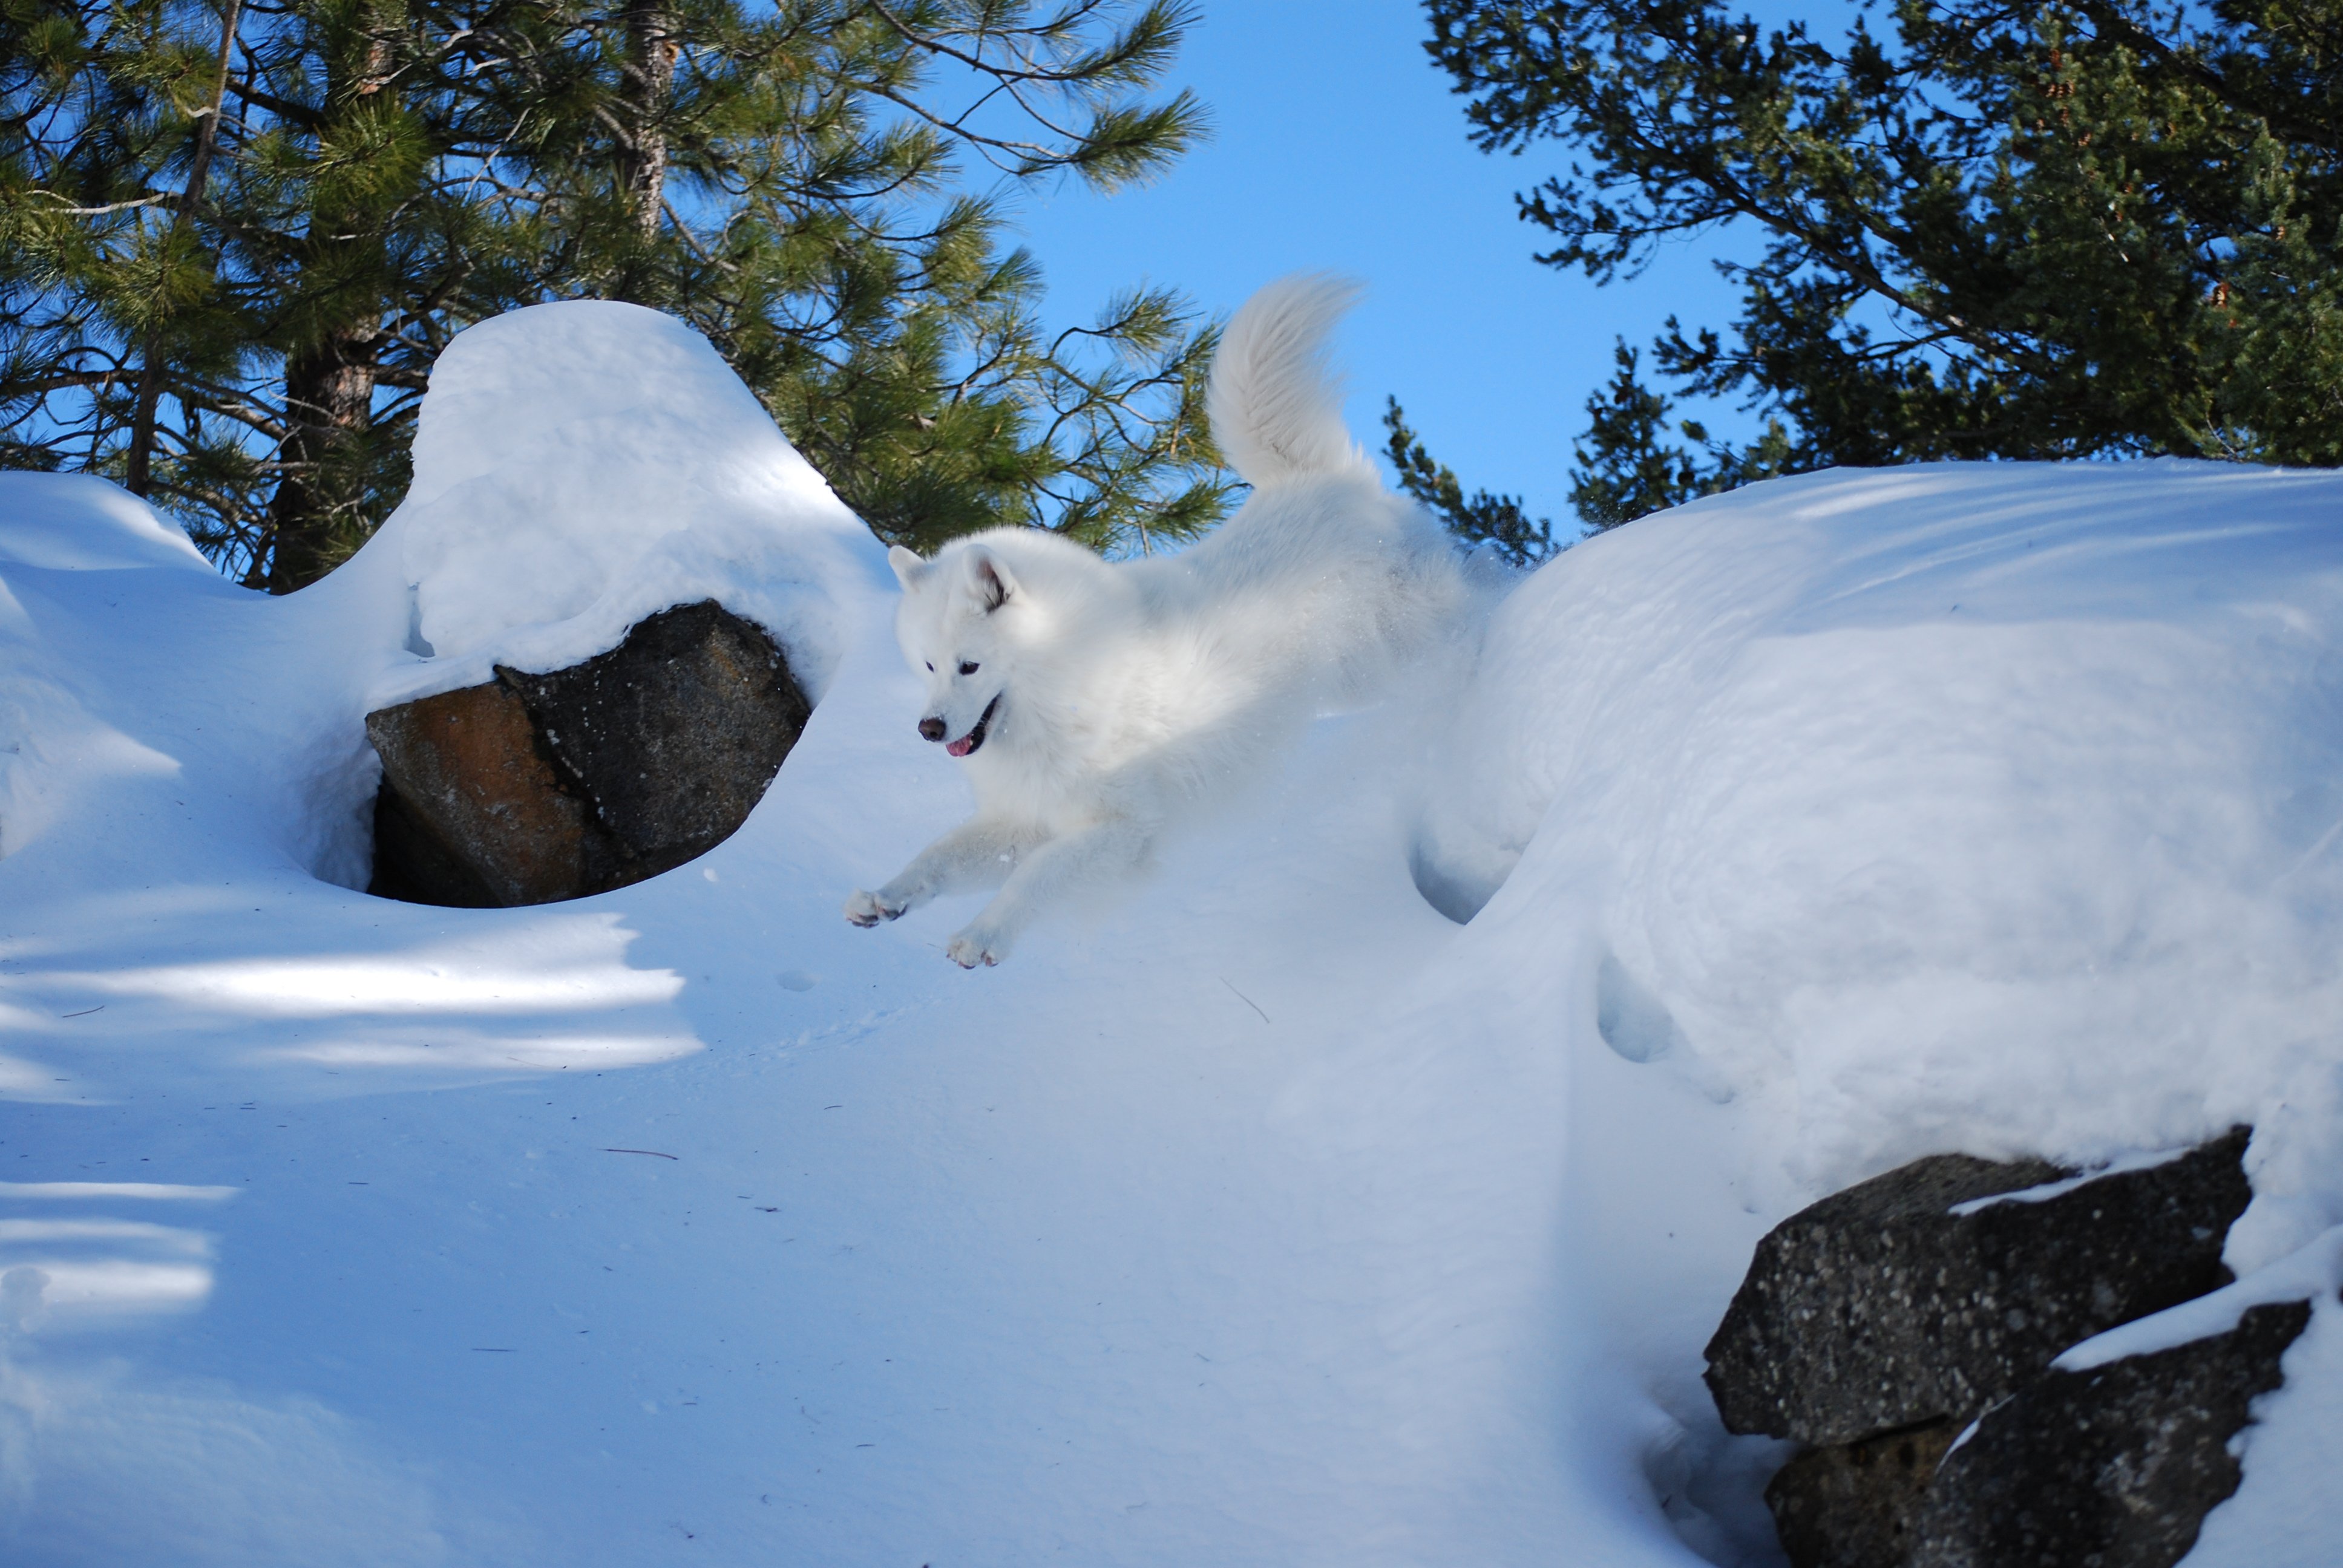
[1207,274,1372,488]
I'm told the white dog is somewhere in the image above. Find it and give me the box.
[844,275,1471,967]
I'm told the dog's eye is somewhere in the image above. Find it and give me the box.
[958,661,980,676]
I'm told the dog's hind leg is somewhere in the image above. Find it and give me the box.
[943,815,1153,968]
[845,817,1043,928]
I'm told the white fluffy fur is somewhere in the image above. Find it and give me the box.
[1205,273,1374,488]
[845,275,1470,967]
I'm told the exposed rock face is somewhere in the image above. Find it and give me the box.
[1907,1299,2312,1568]
[1705,1129,2252,1444]
[367,680,597,907]
[1703,1127,2299,1568]
[1766,1419,1957,1568]
[367,600,809,906]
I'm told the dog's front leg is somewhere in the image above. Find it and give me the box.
[845,817,1041,928]
[945,816,1153,968]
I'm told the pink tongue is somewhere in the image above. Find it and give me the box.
[946,736,974,757]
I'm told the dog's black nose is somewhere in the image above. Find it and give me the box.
[919,716,946,742]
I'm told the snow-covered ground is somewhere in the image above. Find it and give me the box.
[4,304,2340,1565]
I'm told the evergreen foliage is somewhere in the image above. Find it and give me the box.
[2,0,1223,588]
[1423,0,2343,526]
[1380,393,1555,563]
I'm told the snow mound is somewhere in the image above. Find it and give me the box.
[0,472,212,574]
[1422,463,2343,1235]
[379,299,882,705]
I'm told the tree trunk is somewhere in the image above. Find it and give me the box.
[618,0,677,236]
[259,331,381,590]
[257,22,394,592]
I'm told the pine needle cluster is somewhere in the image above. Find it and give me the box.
[1380,393,1555,563]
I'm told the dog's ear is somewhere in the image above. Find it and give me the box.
[886,544,927,589]
[960,546,1017,613]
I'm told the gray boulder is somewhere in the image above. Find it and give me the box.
[367,600,809,906]
[1907,1298,2312,1568]
[1705,1129,2251,1444]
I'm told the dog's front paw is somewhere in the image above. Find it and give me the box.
[844,889,903,927]
[945,926,1010,969]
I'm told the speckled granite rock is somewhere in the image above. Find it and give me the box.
[1906,1298,2311,1568]
[1705,1129,2251,1444]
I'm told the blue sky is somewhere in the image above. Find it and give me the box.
[1001,2,1757,531]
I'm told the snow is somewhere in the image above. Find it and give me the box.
[384,299,877,705]
[2187,1291,2343,1568]
[1944,1145,2196,1217]
[2056,1226,2343,1372]
[1420,466,2343,1218]
[4,302,2342,1564]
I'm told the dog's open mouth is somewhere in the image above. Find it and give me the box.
[946,694,1000,758]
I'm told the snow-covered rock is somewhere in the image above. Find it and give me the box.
[367,599,813,906]
[1420,463,2343,1216]
[385,300,877,704]
[1913,1299,2312,1568]
[1705,1129,2251,1446]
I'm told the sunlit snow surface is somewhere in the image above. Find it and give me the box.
[4,304,2342,1565]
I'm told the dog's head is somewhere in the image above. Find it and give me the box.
[888,541,1019,759]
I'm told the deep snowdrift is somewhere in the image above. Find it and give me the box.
[2,302,2339,1566]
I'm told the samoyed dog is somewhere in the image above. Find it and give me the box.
[845,274,1473,967]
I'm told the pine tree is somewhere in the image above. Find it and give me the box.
[1568,341,1792,528]
[1423,0,2343,527]
[476,0,1229,554]
[4,0,499,583]
[1380,394,1555,562]
[1,0,1222,587]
